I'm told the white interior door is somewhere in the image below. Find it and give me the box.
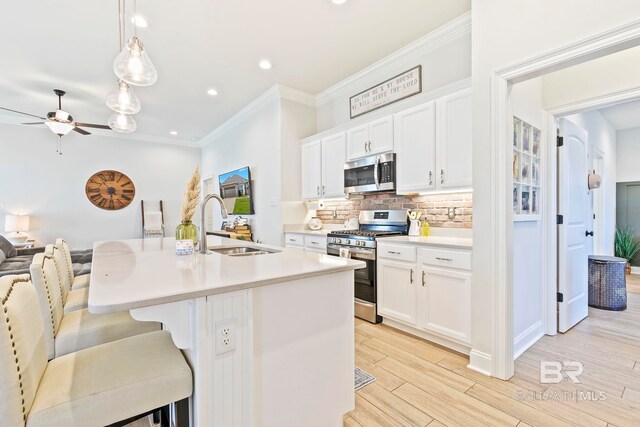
[558,118,590,333]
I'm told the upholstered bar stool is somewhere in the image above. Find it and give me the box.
[55,238,90,290]
[29,253,160,360]
[45,245,88,313]
[0,275,192,427]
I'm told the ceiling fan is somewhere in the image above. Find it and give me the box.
[0,89,111,137]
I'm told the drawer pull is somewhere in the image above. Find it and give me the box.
[435,257,453,262]
[388,250,401,255]
[310,241,319,245]
[289,239,296,242]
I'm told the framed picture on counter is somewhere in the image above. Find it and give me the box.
[512,115,542,221]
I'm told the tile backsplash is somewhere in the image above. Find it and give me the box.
[315,192,473,228]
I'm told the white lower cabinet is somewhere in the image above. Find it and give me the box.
[377,258,417,325]
[377,242,471,350]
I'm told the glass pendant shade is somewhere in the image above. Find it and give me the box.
[106,80,141,114]
[108,112,137,133]
[44,121,74,137]
[113,36,158,86]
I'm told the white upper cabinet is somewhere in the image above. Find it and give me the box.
[394,88,472,194]
[346,123,369,160]
[346,115,394,160]
[321,132,347,198]
[394,102,436,193]
[436,88,472,190]
[301,133,346,200]
[301,140,322,200]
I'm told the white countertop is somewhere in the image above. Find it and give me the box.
[378,235,473,250]
[88,236,365,314]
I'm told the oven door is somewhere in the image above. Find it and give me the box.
[327,244,376,298]
[344,153,396,194]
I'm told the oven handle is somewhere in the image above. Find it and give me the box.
[327,245,376,261]
[374,156,380,189]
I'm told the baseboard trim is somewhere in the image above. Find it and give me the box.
[381,318,470,355]
[514,321,544,360]
[468,349,492,376]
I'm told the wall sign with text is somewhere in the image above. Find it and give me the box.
[349,65,422,119]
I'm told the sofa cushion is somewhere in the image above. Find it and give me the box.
[0,235,17,258]
[0,255,34,277]
[0,250,5,265]
[72,262,92,277]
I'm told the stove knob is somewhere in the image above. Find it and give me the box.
[336,238,341,244]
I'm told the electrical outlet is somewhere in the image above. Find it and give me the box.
[448,207,456,220]
[215,318,237,355]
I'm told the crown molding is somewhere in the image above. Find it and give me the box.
[0,113,200,148]
[198,84,315,147]
[315,12,471,107]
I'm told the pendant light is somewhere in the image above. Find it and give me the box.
[106,80,141,114]
[108,112,137,133]
[113,0,157,86]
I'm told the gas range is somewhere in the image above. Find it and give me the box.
[326,210,408,324]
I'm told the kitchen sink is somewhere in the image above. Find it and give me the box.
[208,246,280,256]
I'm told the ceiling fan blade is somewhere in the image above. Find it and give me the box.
[0,107,47,120]
[74,122,111,130]
[22,122,45,125]
[72,127,91,135]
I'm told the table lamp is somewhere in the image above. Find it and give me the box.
[5,214,30,243]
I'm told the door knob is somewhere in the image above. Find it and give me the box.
[586,230,594,237]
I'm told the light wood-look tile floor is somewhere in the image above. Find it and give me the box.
[126,278,640,427]
[346,290,640,426]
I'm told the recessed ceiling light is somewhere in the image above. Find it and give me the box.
[332,0,347,5]
[207,88,218,96]
[259,59,272,70]
[169,130,178,136]
[131,15,148,28]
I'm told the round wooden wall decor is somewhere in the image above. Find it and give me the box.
[85,170,136,210]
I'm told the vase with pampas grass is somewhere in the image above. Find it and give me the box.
[176,167,201,244]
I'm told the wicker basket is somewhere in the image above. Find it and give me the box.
[588,255,627,311]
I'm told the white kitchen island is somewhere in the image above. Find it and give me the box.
[88,236,364,427]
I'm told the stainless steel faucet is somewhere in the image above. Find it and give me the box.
[199,193,229,254]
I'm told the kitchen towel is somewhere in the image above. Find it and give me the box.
[339,247,351,259]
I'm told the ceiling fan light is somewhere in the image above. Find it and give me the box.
[113,36,158,87]
[106,80,141,114]
[44,121,74,137]
[108,112,137,133]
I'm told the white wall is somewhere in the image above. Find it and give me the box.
[510,79,544,358]
[616,127,640,182]
[200,93,316,246]
[542,46,640,108]
[0,123,200,249]
[201,97,282,245]
[471,0,640,375]
[316,24,471,132]
[563,110,617,255]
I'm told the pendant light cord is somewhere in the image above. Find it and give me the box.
[118,0,125,51]
[133,0,138,38]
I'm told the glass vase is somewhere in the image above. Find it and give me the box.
[176,221,198,245]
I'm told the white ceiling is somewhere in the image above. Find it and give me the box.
[599,99,640,131]
[0,0,470,146]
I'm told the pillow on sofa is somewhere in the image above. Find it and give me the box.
[0,235,17,258]
[0,250,5,265]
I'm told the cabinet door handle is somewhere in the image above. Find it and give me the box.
[440,169,445,185]
[322,185,325,195]
[368,141,372,152]
[428,171,433,186]
[435,257,453,262]
[422,271,426,287]
[410,269,414,284]
[364,141,368,152]
[317,185,320,195]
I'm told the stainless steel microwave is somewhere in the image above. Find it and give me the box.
[344,153,396,195]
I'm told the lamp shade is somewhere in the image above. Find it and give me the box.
[5,215,29,232]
